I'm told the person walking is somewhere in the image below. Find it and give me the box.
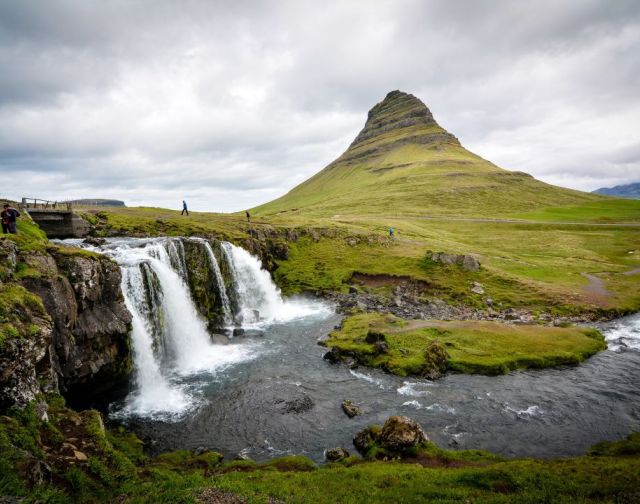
[246,210,251,223]
[1,203,20,234]
[388,226,395,240]
[182,200,189,216]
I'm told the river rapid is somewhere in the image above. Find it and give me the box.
[72,238,640,463]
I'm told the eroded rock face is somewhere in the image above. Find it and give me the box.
[1,242,133,410]
[26,250,133,400]
[0,310,54,412]
[344,91,460,163]
[182,239,229,329]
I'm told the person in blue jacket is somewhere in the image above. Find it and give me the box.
[182,200,189,216]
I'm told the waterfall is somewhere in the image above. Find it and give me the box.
[118,265,190,418]
[105,237,257,419]
[165,238,188,280]
[221,242,325,324]
[202,241,233,325]
[139,262,165,358]
[74,236,328,419]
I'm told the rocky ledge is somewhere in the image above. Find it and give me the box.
[0,237,132,412]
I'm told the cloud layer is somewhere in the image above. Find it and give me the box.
[1,0,639,211]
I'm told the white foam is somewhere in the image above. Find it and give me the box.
[349,369,387,389]
[504,404,544,418]
[397,381,434,397]
[603,315,640,352]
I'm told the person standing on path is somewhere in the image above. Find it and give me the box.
[388,226,395,240]
[246,211,251,223]
[1,203,20,234]
[182,200,189,216]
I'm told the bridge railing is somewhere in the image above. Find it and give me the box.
[21,198,73,211]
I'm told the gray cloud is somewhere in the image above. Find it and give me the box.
[0,0,639,211]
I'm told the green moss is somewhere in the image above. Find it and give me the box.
[325,313,607,377]
[589,433,640,457]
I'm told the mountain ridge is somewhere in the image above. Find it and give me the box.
[594,182,640,199]
[252,91,600,217]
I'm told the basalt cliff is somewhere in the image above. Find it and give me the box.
[0,234,132,415]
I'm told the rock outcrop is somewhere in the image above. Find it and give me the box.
[182,239,232,329]
[353,416,429,457]
[428,251,481,272]
[1,237,132,411]
[341,90,460,164]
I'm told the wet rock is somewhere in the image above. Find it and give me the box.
[378,416,428,451]
[276,394,314,414]
[232,328,245,337]
[341,399,362,418]
[82,237,106,247]
[325,447,350,462]
[323,347,342,363]
[353,426,380,454]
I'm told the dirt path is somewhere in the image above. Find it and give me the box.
[386,215,640,228]
[623,267,640,276]
[581,273,612,305]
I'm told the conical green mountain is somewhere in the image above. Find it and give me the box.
[253,90,600,217]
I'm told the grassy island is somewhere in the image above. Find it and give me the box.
[323,313,607,377]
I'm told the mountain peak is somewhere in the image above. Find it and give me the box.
[346,90,459,155]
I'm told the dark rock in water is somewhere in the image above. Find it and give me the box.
[353,425,381,454]
[379,416,428,451]
[325,447,350,462]
[323,347,342,363]
[233,328,245,337]
[341,399,362,418]
[82,237,106,246]
[252,309,260,322]
[276,394,314,414]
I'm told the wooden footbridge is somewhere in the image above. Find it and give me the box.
[20,198,91,238]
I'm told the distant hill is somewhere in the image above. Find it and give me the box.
[67,199,126,207]
[252,90,602,217]
[593,182,640,199]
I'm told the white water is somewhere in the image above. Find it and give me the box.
[222,241,329,325]
[603,313,640,351]
[117,266,191,419]
[201,240,233,325]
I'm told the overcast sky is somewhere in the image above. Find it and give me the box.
[1,0,639,212]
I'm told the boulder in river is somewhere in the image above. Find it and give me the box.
[325,447,350,462]
[341,399,362,418]
[378,415,428,451]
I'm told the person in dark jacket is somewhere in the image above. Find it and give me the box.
[1,203,20,234]
[246,211,251,223]
[182,200,189,216]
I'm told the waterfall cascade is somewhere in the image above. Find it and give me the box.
[84,237,327,419]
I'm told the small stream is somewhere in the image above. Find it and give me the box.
[72,238,640,463]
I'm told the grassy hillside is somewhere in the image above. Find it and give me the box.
[251,91,603,218]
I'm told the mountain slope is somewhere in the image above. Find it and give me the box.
[253,91,601,217]
[594,182,640,199]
